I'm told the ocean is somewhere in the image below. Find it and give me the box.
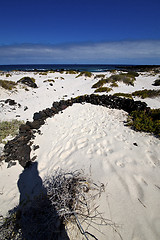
[0,64,158,72]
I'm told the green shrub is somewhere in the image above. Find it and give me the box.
[113,93,133,99]
[0,120,24,143]
[76,71,92,78]
[127,109,160,137]
[152,79,160,86]
[0,80,17,90]
[132,89,160,98]
[94,87,112,93]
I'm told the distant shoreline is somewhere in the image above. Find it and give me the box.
[0,64,160,72]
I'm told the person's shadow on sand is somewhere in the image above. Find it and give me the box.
[16,162,69,240]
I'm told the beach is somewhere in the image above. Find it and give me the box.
[0,69,160,239]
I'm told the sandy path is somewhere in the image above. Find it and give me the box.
[31,103,160,240]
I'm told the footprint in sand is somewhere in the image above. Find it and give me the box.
[115,159,125,168]
[76,138,88,149]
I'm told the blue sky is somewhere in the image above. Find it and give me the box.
[0,0,160,64]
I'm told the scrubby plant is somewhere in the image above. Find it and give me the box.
[0,170,109,240]
[0,120,24,143]
[92,79,108,88]
[76,71,92,78]
[127,109,160,137]
[110,82,118,87]
[39,72,48,75]
[126,71,139,77]
[109,72,136,86]
[65,70,79,74]
[0,80,17,90]
[132,89,160,98]
[94,87,112,93]
[94,74,106,79]
[113,93,133,99]
[152,79,160,86]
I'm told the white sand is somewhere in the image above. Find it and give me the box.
[0,70,160,239]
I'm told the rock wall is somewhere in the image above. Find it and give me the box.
[1,94,149,168]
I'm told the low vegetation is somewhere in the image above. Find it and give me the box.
[94,74,106,79]
[65,70,79,74]
[113,89,160,99]
[92,71,139,90]
[39,72,48,75]
[76,71,92,78]
[110,82,118,87]
[113,93,133,99]
[92,79,109,88]
[0,120,24,143]
[0,80,17,90]
[94,87,112,93]
[127,109,160,137]
[132,89,160,99]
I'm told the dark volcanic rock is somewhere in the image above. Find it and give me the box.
[4,134,32,168]
[1,93,149,169]
[26,120,44,129]
[5,99,17,105]
[18,77,38,88]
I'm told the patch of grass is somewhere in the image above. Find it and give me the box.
[76,71,92,78]
[94,87,112,93]
[110,73,135,86]
[127,71,139,77]
[92,72,137,90]
[110,82,118,87]
[109,72,138,86]
[65,70,79,74]
[94,74,106,79]
[152,79,160,86]
[0,80,17,90]
[92,79,108,88]
[132,89,160,98]
[127,109,160,137]
[39,72,48,75]
[113,93,133,99]
[0,120,24,143]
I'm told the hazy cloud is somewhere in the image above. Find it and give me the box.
[0,40,160,64]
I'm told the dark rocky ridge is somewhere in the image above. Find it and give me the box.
[1,94,149,168]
